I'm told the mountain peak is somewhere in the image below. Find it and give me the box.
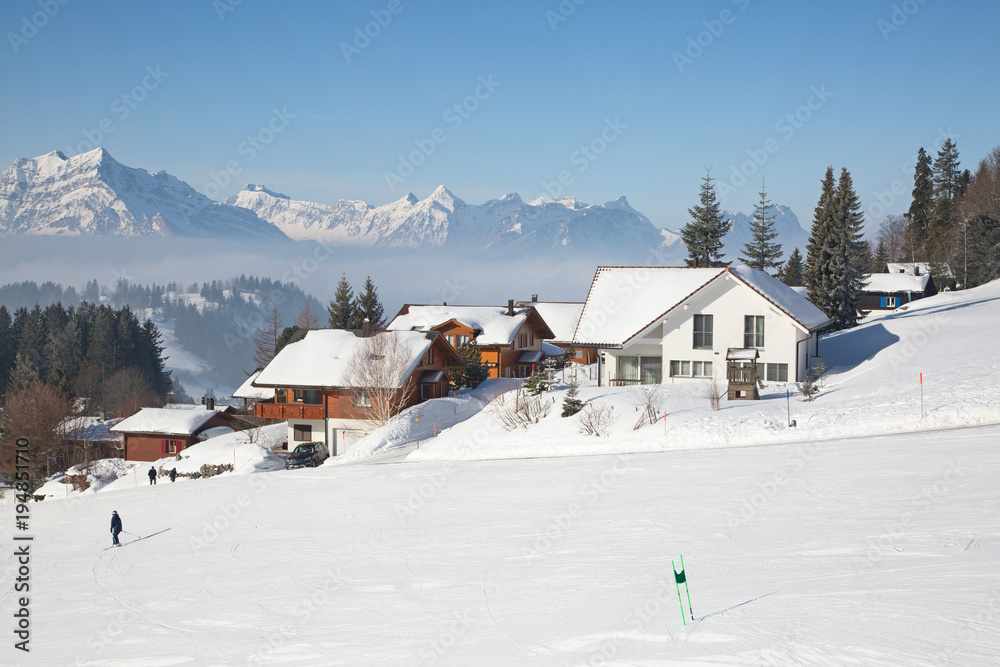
[244,183,290,200]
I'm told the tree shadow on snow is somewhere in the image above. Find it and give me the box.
[822,323,899,371]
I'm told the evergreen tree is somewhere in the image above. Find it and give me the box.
[804,167,837,300]
[681,170,732,267]
[449,340,490,390]
[522,366,545,396]
[327,273,357,329]
[908,147,933,234]
[561,376,583,417]
[777,248,805,286]
[872,239,889,273]
[928,138,962,259]
[0,306,14,397]
[354,276,386,330]
[740,181,783,271]
[820,168,866,330]
[275,325,302,355]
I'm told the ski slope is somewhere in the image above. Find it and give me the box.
[0,426,998,665]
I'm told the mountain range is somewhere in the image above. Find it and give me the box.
[1,148,808,261]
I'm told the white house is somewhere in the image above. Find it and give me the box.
[572,266,831,385]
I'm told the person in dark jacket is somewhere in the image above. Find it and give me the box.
[110,511,122,547]
[148,466,157,485]
[169,468,177,483]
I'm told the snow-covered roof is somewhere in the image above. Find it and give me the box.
[60,416,123,442]
[387,305,529,346]
[233,370,273,400]
[515,302,583,343]
[111,408,219,436]
[885,262,954,279]
[864,272,932,294]
[726,348,759,361]
[574,266,830,347]
[164,402,235,413]
[542,341,566,357]
[252,329,433,389]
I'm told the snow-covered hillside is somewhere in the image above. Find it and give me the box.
[0,149,288,239]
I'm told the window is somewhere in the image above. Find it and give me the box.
[880,296,899,308]
[421,383,436,400]
[669,360,713,378]
[744,315,765,348]
[575,349,584,359]
[165,439,180,454]
[517,364,533,378]
[765,363,788,382]
[424,347,434,365]
[693,314,713,349]
[619,356,639,381]
[517,332,534,348]
[619,356,662,383]
[293,425,312,441]
[292,390,321,404]
[455,334,470,348]
[353,391,372,407]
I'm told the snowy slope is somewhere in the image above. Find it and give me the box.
[0,149,289,239]
[1,425,997,665]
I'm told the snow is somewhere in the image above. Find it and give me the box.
[110,407,220,436]
[519,301,583,343]
[864,272,932,293]
[388,304,527,346]
[886,261,954,279]
[253,329,432,389]
[233,370,273,400]
[574,266,725,346]
[4,282,1000,664]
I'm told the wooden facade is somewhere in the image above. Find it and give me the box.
[120,412,239,462]
[726,348,760,401]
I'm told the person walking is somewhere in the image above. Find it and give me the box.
[169,468,177,483]
[148,466,157,485]
[110,511,122,547]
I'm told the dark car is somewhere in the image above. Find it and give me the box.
[284,442,329,469]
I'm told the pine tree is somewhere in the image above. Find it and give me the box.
[821,168,866,330]
[0,306,15,397]
[928,138,962,259]
[681,170,732,267]
[740,181,783,271]
[561,376,583,417]
[449,340,490,390]
[778,248,805,286]
[804,167,837,300]
[522,366,545,395]
[354,276,386,330]
[872,239,889,273]
[908,147,933,235]
[327,273,356,329]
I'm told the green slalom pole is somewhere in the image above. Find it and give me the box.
[672,560,686,626]
[681,555,694,621]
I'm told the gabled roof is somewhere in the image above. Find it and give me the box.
[514,301,583,343]
[252,329,441,390]
[387,304,554,345]
[864,272,932,294]
[232,370,273,399]
[885,262,954,279]
[573,265,830,347]
[111,408,219,436]
[60,416,123,442]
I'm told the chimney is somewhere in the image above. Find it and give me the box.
[914,265,920,275]
[362,317,372,337]
[206,397,215,411]
[507,299,515,316]
[531,294,538,302]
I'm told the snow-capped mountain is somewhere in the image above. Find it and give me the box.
[721,205,809,262]
[0,149,288,239]
[231,183,684,257]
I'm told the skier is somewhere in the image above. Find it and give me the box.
[169,468,177,483]
[110,511,122,547]
[148,466,157,485]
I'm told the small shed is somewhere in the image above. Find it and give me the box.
[726,348,760,400]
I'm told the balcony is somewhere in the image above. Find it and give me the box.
[254,400,325,421]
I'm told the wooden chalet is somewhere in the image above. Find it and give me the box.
[111,404,241,462]
[387,301,555,379]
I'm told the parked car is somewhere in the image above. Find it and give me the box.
[284,442,329,469]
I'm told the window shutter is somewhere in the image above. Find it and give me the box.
[161,440,167,454]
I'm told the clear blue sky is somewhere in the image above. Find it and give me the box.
[2,0,997,236]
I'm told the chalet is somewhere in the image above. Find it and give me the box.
[232,369,272,409]
[111,405,240,462]
[860,271,937,312]
[251,329,462,455]
[387,301,555,379]
[514,297,599,365]
[572,266,830,387]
